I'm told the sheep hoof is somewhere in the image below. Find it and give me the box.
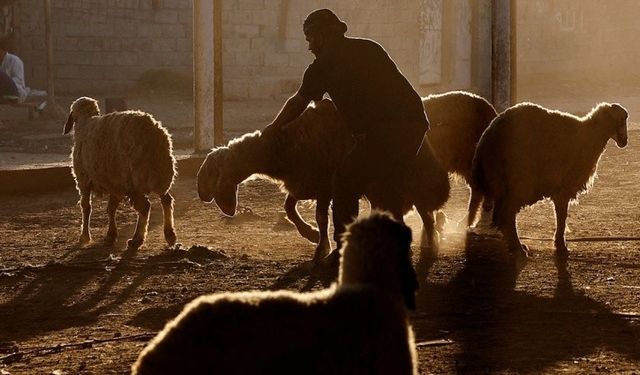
[164,229,177,246]
[555,247,569,259]
[316,250,340,270]
[104,233,117,244]
[127,238,144,250]
[78,234,91,245]
[301,228,320,244]
[419,245,438,261]
[511,244,529,260]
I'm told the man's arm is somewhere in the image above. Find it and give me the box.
[266,92,310,130]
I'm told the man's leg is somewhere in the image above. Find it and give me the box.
[0,71,19,103]
[368,124,426,222]
[331,140,369,249]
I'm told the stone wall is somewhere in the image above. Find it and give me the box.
[517,0,640,86]
[15,0,192,93]
[14,0,426,99]
[11,0,638,99]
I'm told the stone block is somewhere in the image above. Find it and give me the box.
[152,39,177,52]
[250,37,267,51]
[238,0,264,11]
[155,10,179,23]
[236,50,264,66]
[224,80,250,100]
[251,9,277,25]
[264,51,289,67]
[287,53,311,68]
[224,38,250,52]
[138,24,163,38]
[229,10,252,24]
[234,24,260,38]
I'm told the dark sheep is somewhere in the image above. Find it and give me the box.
[132,212,419,375]
[197,99,450,263]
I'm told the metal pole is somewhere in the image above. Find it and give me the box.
[193,0,215,151]
[491,0,511,112]
[213,0,223,146]
[44,0,55,107]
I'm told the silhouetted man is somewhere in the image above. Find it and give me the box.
[268,9,429,260]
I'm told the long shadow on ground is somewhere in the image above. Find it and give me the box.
[413,232,640,373]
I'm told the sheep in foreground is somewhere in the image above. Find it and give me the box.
[132,212,419,375]
[64,97,177,249]
[469,102,628,257]
[197,99,449,263]
[424,91,497,226]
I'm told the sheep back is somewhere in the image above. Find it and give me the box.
[424,91,497,183]
[133,287,415,375]
[264,99,353,199]
[472,102,611,207]
[72,110,176,196]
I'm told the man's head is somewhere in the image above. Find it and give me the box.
[303,9,347,57]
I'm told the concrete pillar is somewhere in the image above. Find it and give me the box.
[44,0,56,107]
[193,0,223,151]
[491,0,516,112]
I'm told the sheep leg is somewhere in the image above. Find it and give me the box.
[284,194,320,243]
[128,194,151,250]
[552,197,570,256]
[161,193,177,246]
[493,199,528,258]
[466,188,483,227]
[79,188,92,245]
[105,194,121,243]
[312,197,331,264]
[416,206,438,261]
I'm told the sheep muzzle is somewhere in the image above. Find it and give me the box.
[615,126,628,148]
[214,184,239,216]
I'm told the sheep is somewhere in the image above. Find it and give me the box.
[63,96,177,249]
[468,102,628,257]
[423,91,497,227]
[259,91,496,243]
[132,211,419,375]
[197,99,450,264]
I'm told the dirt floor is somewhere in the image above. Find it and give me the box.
[1,91,640,374]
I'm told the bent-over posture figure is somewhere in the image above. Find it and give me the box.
[267,9,429,258]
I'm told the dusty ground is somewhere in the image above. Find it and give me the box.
[0,91,639,374]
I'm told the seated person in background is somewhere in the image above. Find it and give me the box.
[0,37,28,103]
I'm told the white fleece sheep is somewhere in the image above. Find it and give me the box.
[469,102,628,257]
[132,211,419,375]
[64,97,177,249]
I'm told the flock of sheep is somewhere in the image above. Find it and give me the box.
[62,91,628,373]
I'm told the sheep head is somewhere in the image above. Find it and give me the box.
[197,148,239,216]
[608,103,629,148]
[63,97,101,135]
[591,102,629,148]
[339,211,418,310]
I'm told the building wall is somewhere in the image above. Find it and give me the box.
[15,0,193,93]
[517,0,640,86]
[12,0,637,99]
[14,0,427,99]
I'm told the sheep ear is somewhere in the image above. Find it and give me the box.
[63,114,74,134]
